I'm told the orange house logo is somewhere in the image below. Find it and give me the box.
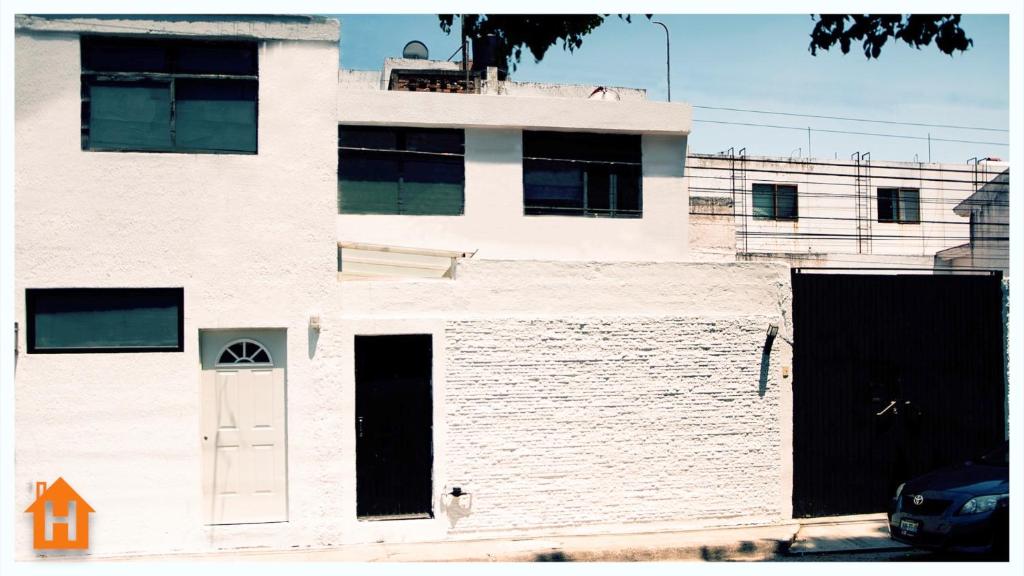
[24,478,95,549]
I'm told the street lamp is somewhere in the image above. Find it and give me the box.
[652,20,670,102]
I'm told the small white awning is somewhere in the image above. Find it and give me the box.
[338,241,475,280]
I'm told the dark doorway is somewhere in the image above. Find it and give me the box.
[792,271,1005,517]
[355,334,433,519]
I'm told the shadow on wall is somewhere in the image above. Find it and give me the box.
[308,325,319,359]
[758,350,770,398]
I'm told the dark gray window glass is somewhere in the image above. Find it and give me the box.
[752,183,798,220]
[26,288,184,353]
[81,36,257,153]
[523,131,642,218]
[338,126,464,215]
[877,188,920,223]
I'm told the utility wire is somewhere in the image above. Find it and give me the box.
[690,190,1008,209]
[691,119,1009,147]
[691,105,1008,133]
[688,180,1010,204]
[690,164,1011,186]
[688,183,1010,206]
[689,210,1007,227]
[687,155,1009,175]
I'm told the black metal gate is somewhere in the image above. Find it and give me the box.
[355,334,434,519]
[792,271,1005,517]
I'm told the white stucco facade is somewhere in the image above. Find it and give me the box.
[688,154,1009,270]
[14,15,794,560]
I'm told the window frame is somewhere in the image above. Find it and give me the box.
[80,35,259,155]
[337,125,466,216]
[876,187,921,224]
[25,287,185,354]
[751,183,799,221]
[522,131,643,219]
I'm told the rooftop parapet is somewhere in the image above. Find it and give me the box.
[15,14,340,42]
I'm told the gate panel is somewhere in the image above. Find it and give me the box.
[792,272,1004,517]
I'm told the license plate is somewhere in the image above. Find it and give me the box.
[900,519,920,536]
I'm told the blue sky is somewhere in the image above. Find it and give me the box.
[334,14,1009,163]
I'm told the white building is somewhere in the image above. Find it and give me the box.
[15,15,795,559]
[935,168,1010,274]
[687,153,1010,270]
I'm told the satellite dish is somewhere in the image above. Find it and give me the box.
[402,40,429,60]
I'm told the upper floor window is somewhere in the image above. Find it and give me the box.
[81,36,258,154]
[338,126,464,215]
[752,183,798,220]
[877,187,920,224]
[523,131,642,218]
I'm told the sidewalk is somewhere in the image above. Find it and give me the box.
[99,513,906,562]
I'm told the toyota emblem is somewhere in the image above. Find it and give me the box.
[913,495,924,505]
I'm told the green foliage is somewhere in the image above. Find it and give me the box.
[809,15,972,59]
[438,14,647,70]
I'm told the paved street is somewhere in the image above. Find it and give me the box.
[778,549,1005,562]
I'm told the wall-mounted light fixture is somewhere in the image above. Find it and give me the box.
[764,323,779,353]
[309,315,321,332]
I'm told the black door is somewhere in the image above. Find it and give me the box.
[792,271,1005,517]
[355,334,433,518]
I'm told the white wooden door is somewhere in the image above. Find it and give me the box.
[201,338,287,524]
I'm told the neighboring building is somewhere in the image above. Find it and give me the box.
[687,153,1010,270]
[935,168,1010,275]
[16,15,794,559]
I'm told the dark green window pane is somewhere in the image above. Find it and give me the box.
[339,126,399,150]
[81,36,170,73]
[81,37,258,155]
[878,188,897,222]
[339,152,401,213]
[175,42,257,75]
[524,160,583,215]
[776,185,798,219]
[615,165,642,216]
[586,165,612,212]
[523,131,641,163]
[522,132,642,217]
[28,289,182,352]
[752,183,775,219]
[404,156,462,184]
[89,81,173,150]
[406,129,463,154]
[340,180,401,214]
[401,182,463,215]
[338,126,465,215]
[175,80,257,152]
[899,189,920,223]
[402,157,464,215]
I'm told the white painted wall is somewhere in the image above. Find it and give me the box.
[15,26,340,558]
[329,260,794,542]
[337,130,690,261]
[337,86,691,135]
[936,169,1010,274]
[15,17,790,560]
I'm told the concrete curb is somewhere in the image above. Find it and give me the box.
[39,517,907,562]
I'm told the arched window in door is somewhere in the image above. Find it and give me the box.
[216,339,273,367]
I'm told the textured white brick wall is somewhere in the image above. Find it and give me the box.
[442,315,788,533]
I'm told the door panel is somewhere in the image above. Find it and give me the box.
[201,334,287,525]
[792,272,1004,517]
[355,334,433,519]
